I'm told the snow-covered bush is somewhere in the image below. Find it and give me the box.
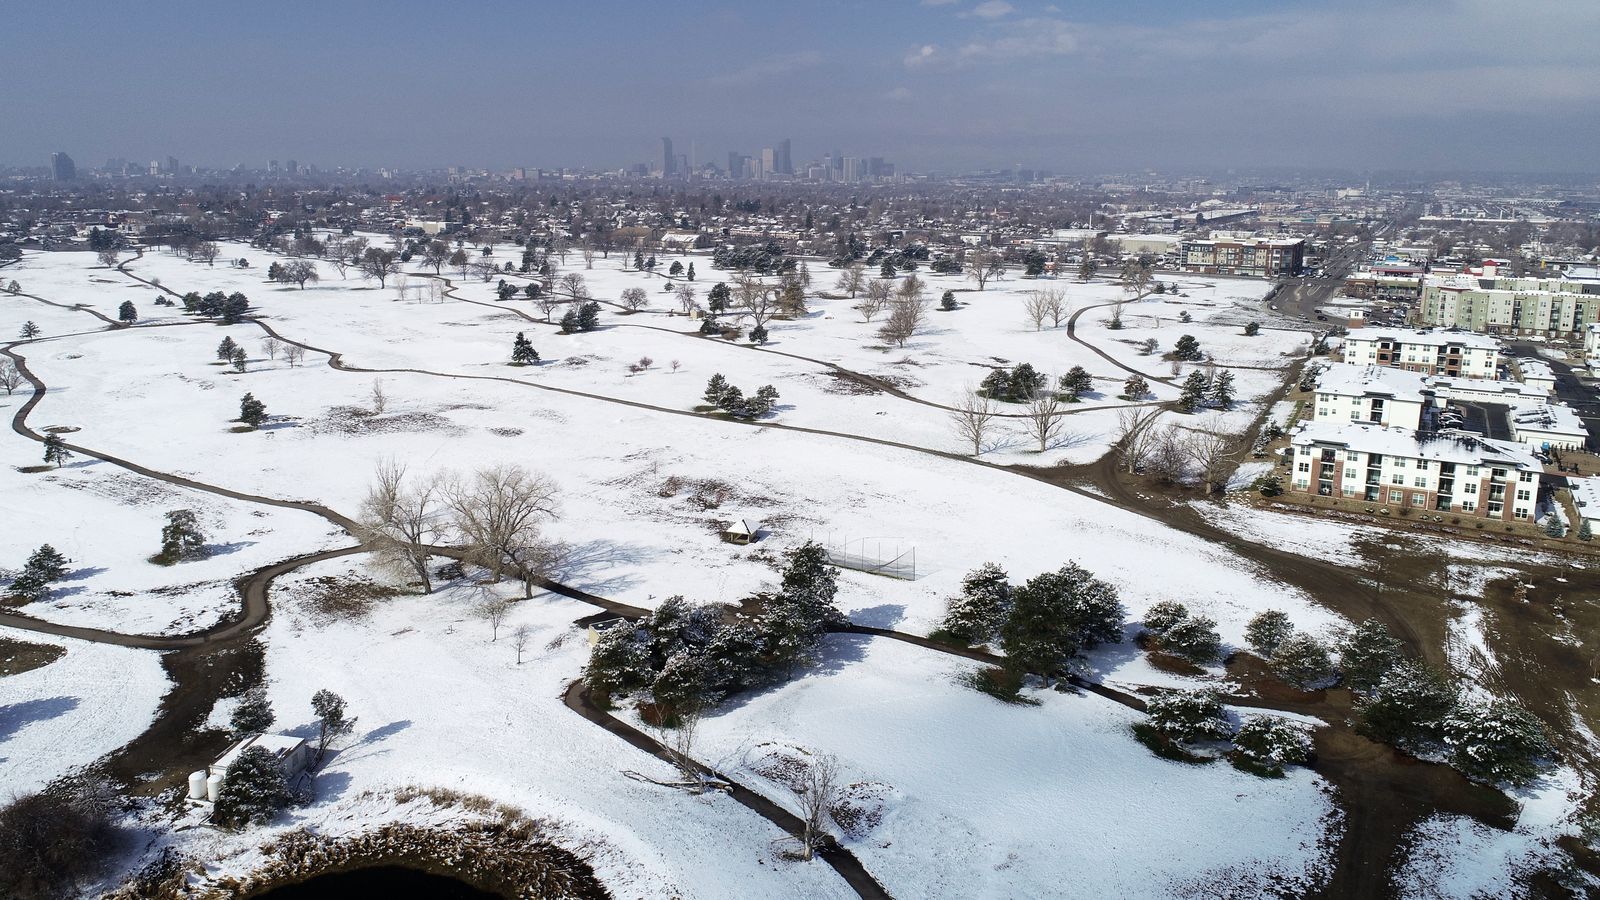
[1142,689,1233,748]
[212,746,291,828]
[934,562,1012,646]
[1356,661,1456,751]
[1442,699,1554,786]
[1244,610,1294,658]
[1230,715,1314,777]
[1270,633,1337,690]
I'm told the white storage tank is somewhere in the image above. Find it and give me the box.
[187,771,208,801]
[206,772,224,802]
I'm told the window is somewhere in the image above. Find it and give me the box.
[1516,489,1531,501]
[1411,493,1426,507]
[1515,508,1530,520]
[1342,486,1356,497]
[1346,451,1359,462]
[1417,459,1430,471]
[1299,446,1312,456]
[1466,466,1479,477]
[1391,474,1405,485]
[1414,477,1428,488]
[1389,490,1404,503]
[1294,479,1310,489]
[1462,500,1476,512]
[1394,458,1407,468]
[1345,468,1358,480]
[1518,471,1534,483]
[1464,483,1477,494]
[1298,462,1311,473]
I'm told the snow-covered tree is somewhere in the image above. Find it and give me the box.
[1209,370,1236,409]
[1174,334,1203,361]
[8,544,70,602]
[510,332,539,365]
[1162,615,1222,665]
[1178,370,1211,412]
[1059,366,1093,401]
[42,432,72,468]
[19,321,41,339]
[230,686,276,735]
[1231,715,1313,776]
[1271,633,1337,690]
[1337,619,1403,693]
[937,563,1012,645]
[238,393,267,428]
[1142,601,1189,635]
[117,300,138,324]
[1357,660,1456,750]
[212,746,290,827]
[1145,689,1233,744]
[1122,374,1149,400]
[1442,699,1554,786]
[1245,610,1295,658]
[759,542,845,678]
[311,689,355,764]
[155,509,209,564]
[1000,563,1124,683]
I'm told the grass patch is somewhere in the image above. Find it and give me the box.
[960,666,1040,706]
[295,575,402,624]
[15,465,54,474]
[227,425,256,433]
[0,636,66,677]
[1132,723,1214,764]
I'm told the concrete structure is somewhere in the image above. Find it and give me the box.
[1112,234,1182,257]
[1569,476,1600,534]
[1341,329,1501,379]
[1343,265,1425,302]
[1507,404,1589,452]
[1514,359,1557,394]
[1311,364,1430,430]
[1426,376,1549,406]
[1178,236,1304,277]
[1418,266,1600,338]
[1289,422,1541,520]
[196,733,312,801]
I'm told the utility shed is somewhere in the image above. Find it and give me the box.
[721,519,763,545]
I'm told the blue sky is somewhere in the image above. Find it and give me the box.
[4,0,1598,173]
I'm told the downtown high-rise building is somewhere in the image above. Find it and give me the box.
[775,138,792,175]
[661,137,676,177]
[50,151,76,180]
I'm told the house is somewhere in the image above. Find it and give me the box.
[1311,364,1431,430]
[1288,422,1542,520]
[1341,328,1501,379]
[191,733,312,801]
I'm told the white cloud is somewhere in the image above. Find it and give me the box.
[970,0,1014,18]
[904,43,940,68]
[884,86,914,102]
[703,51,824,86]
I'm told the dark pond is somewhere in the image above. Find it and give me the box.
[252,865,504,899]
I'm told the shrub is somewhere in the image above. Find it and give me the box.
[1230,715,1313,776]
[0,784,119,900]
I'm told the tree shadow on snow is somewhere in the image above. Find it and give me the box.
[707,633,872,718]
[62,565,108,582]
[204,540,258,558]
[1074,624,1148,683]
[0,696,81,744]
[550,539,644,595]
[846,603,907,629]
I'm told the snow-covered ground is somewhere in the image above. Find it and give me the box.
[694,633,1341,898]
[0,627,169,793]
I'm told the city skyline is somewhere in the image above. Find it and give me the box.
[4,0,1599,174]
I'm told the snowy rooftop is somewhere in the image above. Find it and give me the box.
[211,732,307,773]
[1570,476,1600,519]
[1314,363,1430,403]
[1518,359,1555,381]
[1345,328,1501,352]
[1291,421,1541,471]
[1508,403,1589,439]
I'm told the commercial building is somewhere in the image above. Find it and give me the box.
[1288,423,1542,520]
[1343,264,1425,302]
[1178,237,1304,277]
[1341,329,1501,379]
[1418,265,1600,338]
[50,151,76,181]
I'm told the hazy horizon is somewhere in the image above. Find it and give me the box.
[6,0,1599,175]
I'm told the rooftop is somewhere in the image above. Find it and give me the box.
[1346,328,1501,352]
[1291,421,1541,471]
[1315,363,1431,403]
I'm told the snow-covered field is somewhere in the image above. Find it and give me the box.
[0,626,168,794]
[3,242,1553,897]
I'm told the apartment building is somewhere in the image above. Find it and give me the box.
[1178,237,1305,278]
[1418,266,1600,338]
[1341,329,1501,379]
[1288,423,1541,520]
[1343,265,1425,302]
[1310,364,1430,430]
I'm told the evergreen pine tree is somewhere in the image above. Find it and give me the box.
[1174,334,1202,361]
[230,347,248,373]
[511,332,539,365]
[1210,370,1236,409]
[1357,660,1457,750]
[230,686,276,735]
[1122,375,1149,400]
[118,300,138,324]
[1338,619,1403,693]
[10,544,71,602]
[999,563,1124,683]
[941,290,958,311]
[758,542,845,678]
[1442,699,1553,785]
[156,509,209,564]
[1244,610,1295,658]
[1144,689,1233,744]
[1161,616,1222,665]
[880,259,897,278]
[749,324,768,344]
[687,262,695,281]
[238,393,267,427]
[559,308,581,333]
[703,374,729,406]
[1270,633,1337,689]
[1142,601,1190,635]
[1244,321,1261,336]
[1178,370,1211,412]
[1580,520,1593,541]
[20,321,41,339]
[1059,366,1094,400]
[217,336,238,361]
[745,385,779,417]
[1543,515,1566,538]
[708,283,730,312]
[1231,715,1312,776]
[42,432,72,468]
[212,746,291,827]
[577,301,601,331]
[937,563,1012,645]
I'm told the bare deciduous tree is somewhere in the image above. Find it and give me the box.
[950,389,999,456]
[798,754,841,861]
[1114,406,1166,474]
[357,459,443,593]
[859,279,891,322]
[620,287,650,312]
[736,275,779,331]
[559,272,588,299]
[370,378,387,415]
[447,465,561,597]
[895,271,925,304]
[968,252,1003,290]
[260,336,280,360]
[835,263,866,299]
[675,283,697,315]
[511,623,532,663]
[536,293,562,322]
[1023,391,1064,452]
[283,344,305,367]
[192,241,221,266]
[0,361,23,395]
[97,248,119,268]
[477,596,512,641]
[1023,291,1052,330]
[1183,428,1242,494]
[581,246,596,270]
[877,297,929,347]
[1044,288,1069,327]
